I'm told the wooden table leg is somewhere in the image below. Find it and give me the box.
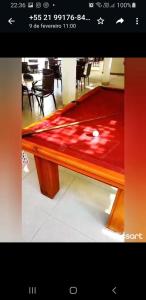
[34,156,60,199]
[106,189,124,234]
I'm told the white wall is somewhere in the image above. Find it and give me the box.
[102,58,112,85]
[110,58,124,74]
[61,58,76,105]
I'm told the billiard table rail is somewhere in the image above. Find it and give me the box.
[22,139,124,190]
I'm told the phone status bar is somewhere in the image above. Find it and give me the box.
[9,2,137,9]
[0,1,146,32]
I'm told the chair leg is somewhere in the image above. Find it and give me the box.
[81,80,82,91]
[40,97,44,116]
[88,77,89,85]
[36,95,41,108]
[57,79,58,88]
[28,94,32,112]
[84,77,85,89]
[52,94,57,109]
[22,94,24,110]
[31,94,34,107]
[36,96,44,116]
[61,79,62,91]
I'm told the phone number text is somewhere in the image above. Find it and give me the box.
[28,14,90,21]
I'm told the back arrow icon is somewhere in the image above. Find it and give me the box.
[112,287,117,294]
[8,18,15,25]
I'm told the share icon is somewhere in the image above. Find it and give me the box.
[116,18,124,24]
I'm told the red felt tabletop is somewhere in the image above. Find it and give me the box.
[23,87,124,174]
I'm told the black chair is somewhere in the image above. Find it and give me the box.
[22,84,33,111]
[88,58,94,65]
[43,68,54,76]
[28,59,38,73]
[45,59,49,69]
[32,70,53,92]
[82,63,92,87]
[23,73,34,81]
[76,65,84,90]
[32,74,56,116]
[84,57,88,63]
[49,58,56,69]
[22,62,31,74]
[50,64,62,89]
[93,57,100,67]
[77,59,86,68]
[22,62,34,82]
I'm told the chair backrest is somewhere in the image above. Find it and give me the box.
[86,63,92,76]
[49,58,56,68]
[42,74,54,95]
[77,59,86,67]
[76,65,84,80]
[22,62,30,73]
[22,84,28,93]
[43,68,54,76]
[29,63,38,72]
[23,73,33,81]
[52,65,61,79]
[84,57,88,63]
[94,57,100,63]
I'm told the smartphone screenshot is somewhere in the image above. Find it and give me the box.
[0,0,146,298]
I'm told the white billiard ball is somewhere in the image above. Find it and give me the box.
[92,130,99,137]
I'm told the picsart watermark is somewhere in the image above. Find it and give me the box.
[124,233,144,240]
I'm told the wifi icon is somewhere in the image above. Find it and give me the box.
[95,2,102,8]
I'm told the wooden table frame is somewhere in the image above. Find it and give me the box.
[22,87,124,234]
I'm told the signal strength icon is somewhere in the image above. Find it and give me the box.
[110,3,115,8]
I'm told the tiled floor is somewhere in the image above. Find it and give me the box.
[22,63,124,242]
[22,157,124,242]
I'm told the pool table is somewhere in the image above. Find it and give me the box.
[22,86,124,234]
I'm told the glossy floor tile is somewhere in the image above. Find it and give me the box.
[23,157,123,243]
[32,216,95,243]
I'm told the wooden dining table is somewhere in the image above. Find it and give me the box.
[22,73,42,88]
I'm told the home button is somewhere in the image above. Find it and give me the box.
[69,286,78,295]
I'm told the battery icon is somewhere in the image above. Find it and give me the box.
[132,2,136,8]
